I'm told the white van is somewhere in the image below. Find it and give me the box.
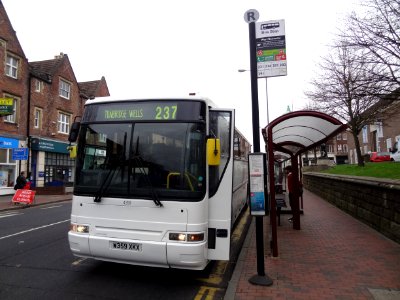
[390,141,400,162]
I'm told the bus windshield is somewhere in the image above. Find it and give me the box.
[74,122,206,201]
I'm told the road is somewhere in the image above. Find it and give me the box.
[0,201,250,299]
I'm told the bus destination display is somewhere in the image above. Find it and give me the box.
[83,100,205,122]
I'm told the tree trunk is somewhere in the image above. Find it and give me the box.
[352,130,364,167]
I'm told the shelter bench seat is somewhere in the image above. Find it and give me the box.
[276,196,287,226]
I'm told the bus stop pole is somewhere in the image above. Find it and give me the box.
[248,19,273,287]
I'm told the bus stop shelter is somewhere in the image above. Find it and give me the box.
[262,111,347,257]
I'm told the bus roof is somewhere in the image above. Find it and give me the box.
[85,96,218,108]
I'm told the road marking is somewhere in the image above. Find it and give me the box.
[197,261,227,285]
[231,209,249,243]
[194,286,221,300]
[0,219,69,240]
[72,257,88,266]
[40,205,62,210]
[0,212,23,219]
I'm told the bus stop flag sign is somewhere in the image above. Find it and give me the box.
[256,19,287,78]
[244,9,259,23]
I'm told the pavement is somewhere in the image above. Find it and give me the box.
[1,189,399,300]
[225,189,400,300]
[0,192,72,211]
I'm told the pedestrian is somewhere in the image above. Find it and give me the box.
[285,165,294,222]
[14,171,27,190]
[23,172,32,190]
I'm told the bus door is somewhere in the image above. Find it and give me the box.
[208,109,234,260]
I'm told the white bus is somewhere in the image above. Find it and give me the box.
[68,97,250,270]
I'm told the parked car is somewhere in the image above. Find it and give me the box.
[369,152,391,162]
[390,142,400,162]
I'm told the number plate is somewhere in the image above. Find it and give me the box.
[111,241,142,252]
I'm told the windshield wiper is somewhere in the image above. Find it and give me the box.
[94,133,128,203]
[93,165,117,203]
[133,156,163,207]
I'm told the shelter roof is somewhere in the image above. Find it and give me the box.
[262,110,347,157]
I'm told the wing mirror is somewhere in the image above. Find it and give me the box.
[207,138,221,166]
[68,121,81,142]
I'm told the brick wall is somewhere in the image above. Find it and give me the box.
[303,172,400,243]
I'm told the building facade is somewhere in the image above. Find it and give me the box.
[0,1,30,194]
[0,1,110,195]
[347,97,400,164]
[301,131,349,166]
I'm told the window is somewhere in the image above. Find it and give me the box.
[362,126,368,143]
[34,108,42,129]
[209,111,232,197]
[44,152,74,186]
[342,133,347,140]
[59,79,71,99]
[5,55,19,78]
[99,133,107,143]
[58,112,71,134]
[343,144,348,152]
[3,95,18,123]
[337,144,343,152]
[337,134,342,140]
[34,79,43,92]
[0,148,16,187]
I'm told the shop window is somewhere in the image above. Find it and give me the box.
[0,149,7,163]
[44,152,74,186]
[0,149,16,187]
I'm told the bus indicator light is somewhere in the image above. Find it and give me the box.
[169,232,205,242]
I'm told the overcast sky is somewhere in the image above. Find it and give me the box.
[3,0,360,142]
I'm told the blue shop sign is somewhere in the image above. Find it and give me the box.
[0,136,19,149]
[31,138,69,154]
[12,148,29,160]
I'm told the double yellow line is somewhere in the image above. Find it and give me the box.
[195,209,250,300]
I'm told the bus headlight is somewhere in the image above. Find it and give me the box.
[70,223,89,234]
[169,232,204,242]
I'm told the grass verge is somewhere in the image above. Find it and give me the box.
[321,162,400,180]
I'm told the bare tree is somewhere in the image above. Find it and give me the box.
[305,41,385,166]
[341,0,400,94]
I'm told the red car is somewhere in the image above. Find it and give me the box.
[369,152,391,162]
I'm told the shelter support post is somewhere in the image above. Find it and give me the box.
[267,128,278,257]
[291,156,301,230]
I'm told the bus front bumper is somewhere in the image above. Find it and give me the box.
[68,232,208,270]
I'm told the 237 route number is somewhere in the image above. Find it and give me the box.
[155,105,177,120]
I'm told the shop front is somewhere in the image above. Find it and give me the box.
[0,136,21,195]
[30,138,74,191]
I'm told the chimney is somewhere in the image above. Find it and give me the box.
[54,52,64,59]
